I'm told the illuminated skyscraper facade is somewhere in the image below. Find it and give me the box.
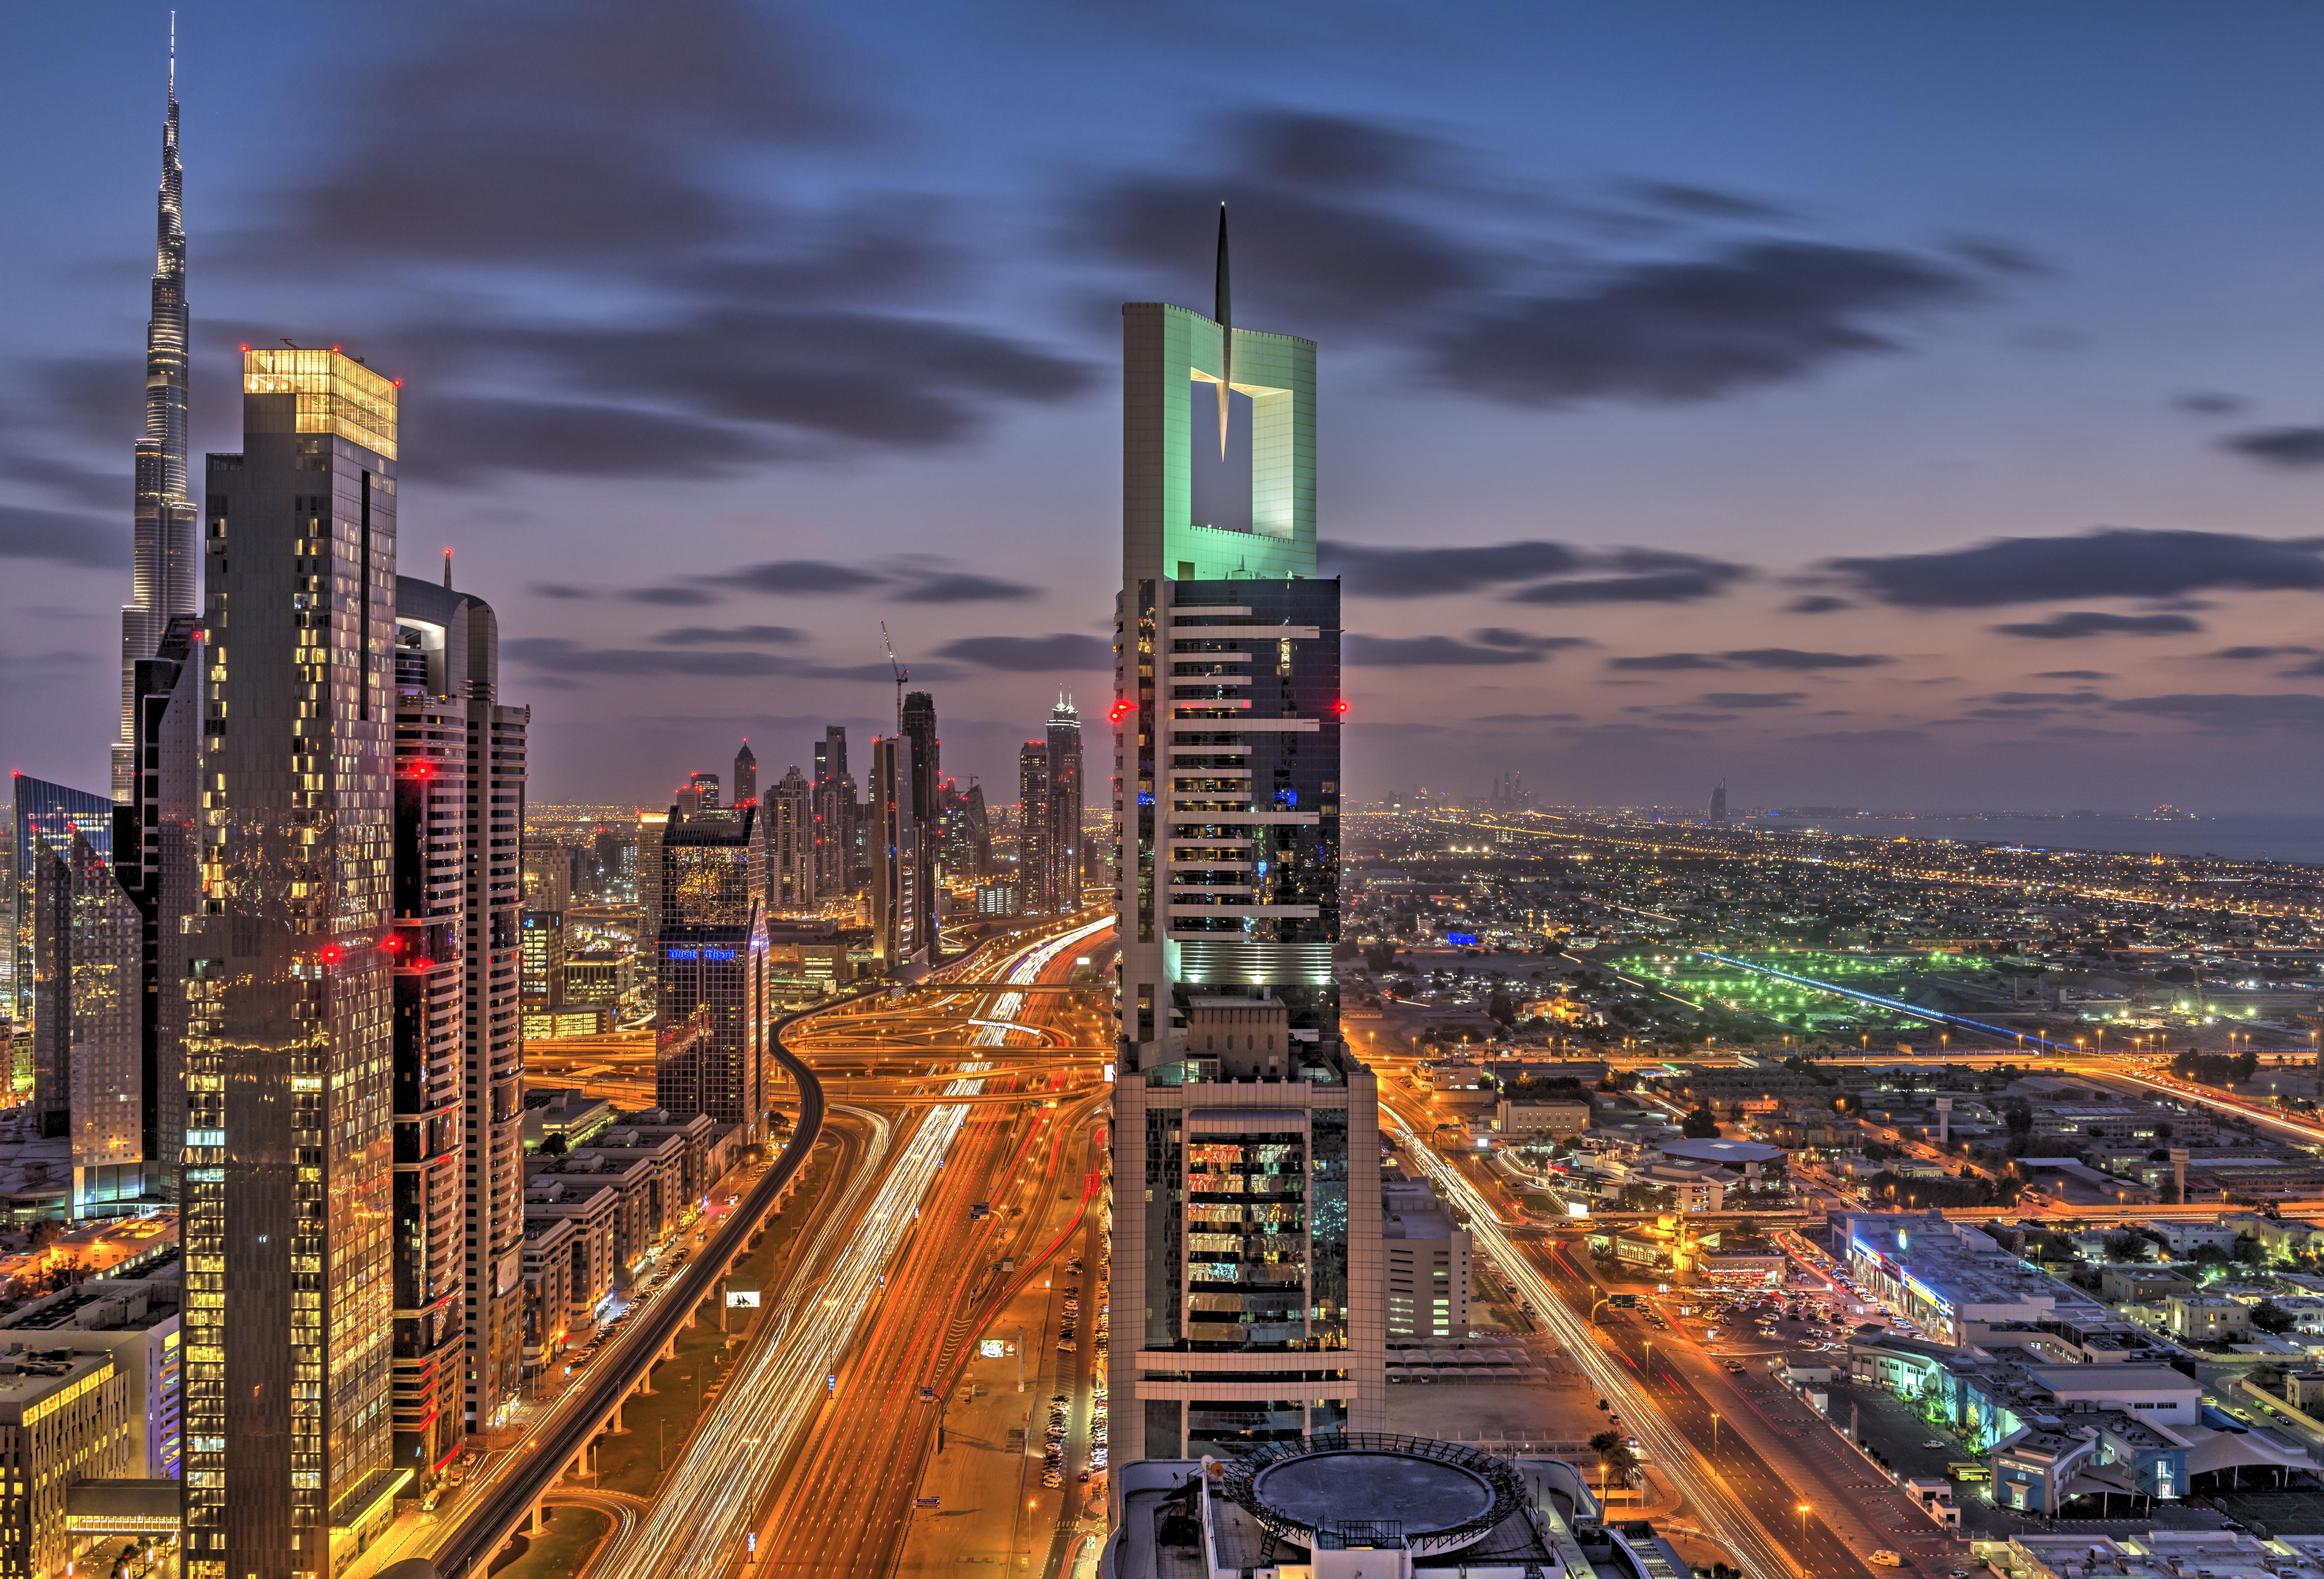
[869,736,921,971]
[395,573,530,1437]
[901,692,940,952]
[654,808,769,1132]
[1106,238,1380,1480]
[116,38,197,801]
[731,740,757,810]
[1017,698,1085,914]
[766,766,814,912]
[184,348,404,1575]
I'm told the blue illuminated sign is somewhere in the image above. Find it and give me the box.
[705,949,736,961]
[1447,932,1478,946]
[668,948,698,960]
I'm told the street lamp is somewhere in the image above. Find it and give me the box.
[1797,1502,1811,1540]
[1711,1411,1721,1450]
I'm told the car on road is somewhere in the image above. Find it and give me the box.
[1870,1553,1902,1567]
[1922,1439,1947,1449]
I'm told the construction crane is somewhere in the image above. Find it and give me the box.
[881,621,907,734]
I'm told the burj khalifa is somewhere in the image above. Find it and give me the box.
[115,22,194,801]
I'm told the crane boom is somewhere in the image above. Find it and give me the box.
[881,621,907,733]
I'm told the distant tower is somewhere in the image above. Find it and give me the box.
[688,770,721,810]
[1709,780,1729,826]
[901,692,940,954]
[732,739,757,808]
[115,22,196,800]
[1044,694,1083,911]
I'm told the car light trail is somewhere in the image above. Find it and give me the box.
[589,917,1115,1578]
[1387,1108,1803,1579]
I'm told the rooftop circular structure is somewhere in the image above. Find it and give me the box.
[1213,1432,1526,1556]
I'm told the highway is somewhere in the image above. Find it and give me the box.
[568,915,1114,1579]
[1387,1104,1874,1579]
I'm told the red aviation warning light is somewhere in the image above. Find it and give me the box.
[1108,699,1133,725]
[320,945,341,966]
[1333,699,1349,716]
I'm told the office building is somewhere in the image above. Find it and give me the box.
[182,346,405,1573]
[766,766,814,913]
[395,570,530,1439]
[811,728,856,897]
[637,810,668,944]
[10,777,114,1027]
[1709,780,1728,826]
[1381,1175,1472,1341]
[654,807,769,1133]
[114,41,196,802]
[0,1348,133,1579]
[520,912,565,1011]
[520,845,571,914]
[731,740,757,810]
[942,777,990,886]
[901,693,941,952]
[868,736,921,972]
[0,1273,185,1481]
[1019,699,1084,915]
[1107,229,1377,1475]
[28,829,142,1199]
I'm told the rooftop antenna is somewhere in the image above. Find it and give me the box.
[881,621,907,735]
[1214,203,1232,459]
[442,547,452,589]
[168,11,175,97]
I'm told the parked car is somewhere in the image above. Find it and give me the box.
[1870,1553,1902,1568]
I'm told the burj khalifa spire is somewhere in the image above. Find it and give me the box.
[115,14,194,800]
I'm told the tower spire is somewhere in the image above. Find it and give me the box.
[116,11,194,799]
[1214,203,1232,459]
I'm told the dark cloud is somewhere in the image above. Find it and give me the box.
[1700,691,1807,708]
[623,586,722,608]
[1981,690,2105,706]
[1822,528,2324,609]
[0,505,121,569]
[1429,242,1979,408]
[2207,645,2319,661]
[1507,563,1748,605]
[1608,653,1728,672]
[1720,647,1893,670]
[1653,711,1741,724]
[2109,693,2324,730]
[1785,594,1852,614]
[405,397,780,485]
[652,626,805,646]
[2175,391,2250,417]
[1346,635,1556,666]
[2033,670,2112,680]
[802,660,970,684]
[0,455,122,512]
[1624,181,1796,222]
[502,638,795,677]
[714,561,891,596]
[2222,427,2324,468]
[532,583,596,601]
[935,634,1112,672]
[1472,712,1583,724]
[1944,235,2053,277]
[1470,628,1592,652]
[2035,726,2135,739]
[895,573,1040,604]
[1992,611,2202,640]
[1323,540,1584,598]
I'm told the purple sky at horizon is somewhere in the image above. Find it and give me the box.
[9,2,2324,813]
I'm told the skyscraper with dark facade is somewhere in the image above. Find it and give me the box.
[811,727,856,897]
[900,692,940,954]
[184,347,404,1575]
[396,572,530,1438]
[1105,230,1381,1479]
[1017,698,1084,915]
[731,739,757,810]
[115,38,197,802]
[654,807,768,1132]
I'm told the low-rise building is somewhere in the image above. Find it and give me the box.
[1381,1177,1471,1341]
[0,1347,131,1578]
[0,1278,179,1479]
[2165,1294,2251,1343]
[1494,1098,1591,1139]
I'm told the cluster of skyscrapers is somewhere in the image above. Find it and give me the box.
[4,59,540,1576]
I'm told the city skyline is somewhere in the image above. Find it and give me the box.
[12,6,2324,810]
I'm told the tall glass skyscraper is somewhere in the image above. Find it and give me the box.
[1106,233,1381,1480]
[182,347,404,1575]
[116,33,197,801]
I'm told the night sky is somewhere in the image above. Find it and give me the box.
[10,2,2324,813]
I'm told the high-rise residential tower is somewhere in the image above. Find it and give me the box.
[766,765,814,912]
[396,573,530,1438]
[1106,221,1379,1479]
[869,736,920,971]
[811,728,854,897]
[1018,740,1050,910]
[900,692,940,953]
[732,740,757,810]
[116,30,197,802]
[1017,699,1085,914]
[654,806,768,1132]
[184,347,405,1574]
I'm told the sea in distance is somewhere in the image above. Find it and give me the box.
[1737,813,2324,866]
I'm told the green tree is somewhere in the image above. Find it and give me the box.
[539,1132,569,1158]
[1682,1106,1720,1139]
[2253,1298,2298,1335]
